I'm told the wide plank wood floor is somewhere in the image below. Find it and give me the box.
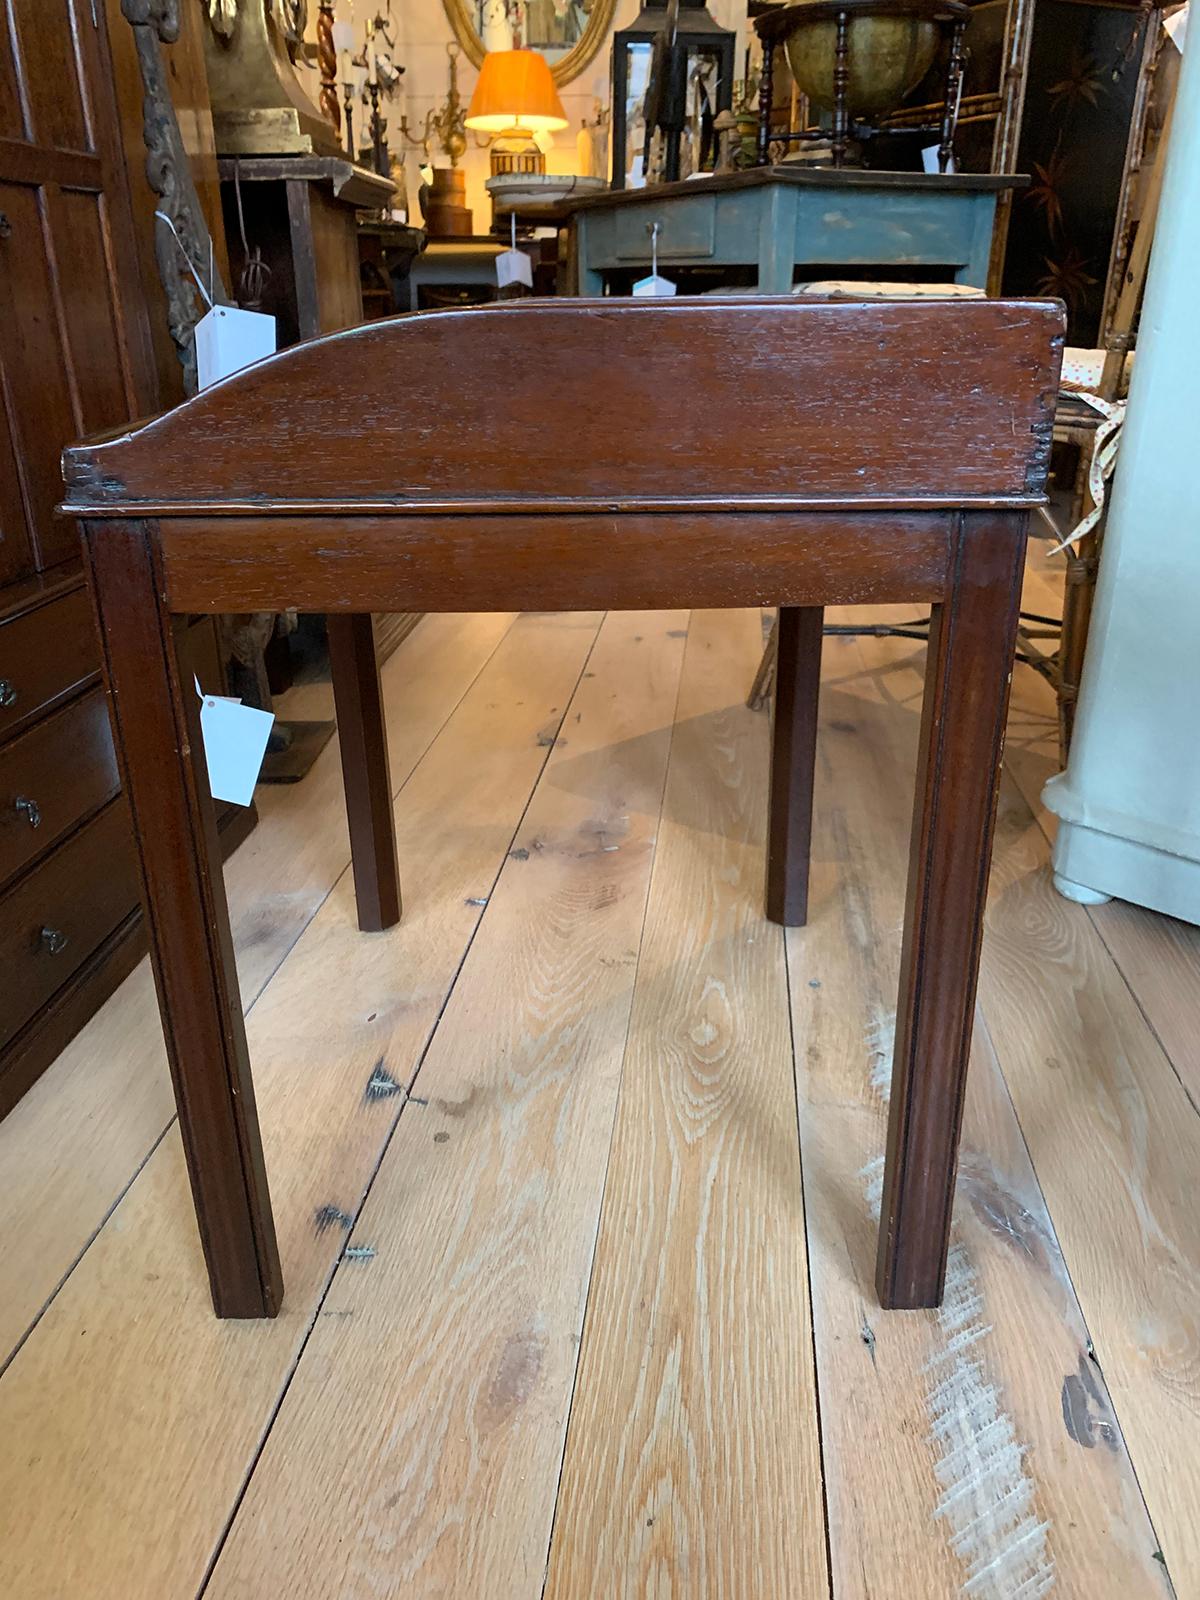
[2,563,1198,1598]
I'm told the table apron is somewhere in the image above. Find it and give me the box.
[155,510,957,614]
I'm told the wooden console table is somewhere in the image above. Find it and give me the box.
[566,166,1025,294]
[63,296,1063,1319]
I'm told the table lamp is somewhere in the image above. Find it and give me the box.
[465,49,569,176]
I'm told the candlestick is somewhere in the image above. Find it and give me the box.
[343,80,356,160]
[317,2,341,132]
[367,80,387,175]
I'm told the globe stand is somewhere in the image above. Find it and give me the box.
[754,0,969,171]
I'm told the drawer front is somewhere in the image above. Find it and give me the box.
[611,201,717,263]
[0,586,100,744]
[0,688,120,890]
[580,202,719,269]
[0,798,139,1050]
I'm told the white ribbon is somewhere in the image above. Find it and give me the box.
[1050,390,1126,554]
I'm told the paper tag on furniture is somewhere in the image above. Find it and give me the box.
[195,305,276,391]
[196,682,274,806]
[495,248,533,289]
[921,145,956,174]
[632,273,676,297]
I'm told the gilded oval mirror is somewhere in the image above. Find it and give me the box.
[443,0,618,85]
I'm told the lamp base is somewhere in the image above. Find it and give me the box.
[490,130,546,178]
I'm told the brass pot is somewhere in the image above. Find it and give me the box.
[783,11,939,117]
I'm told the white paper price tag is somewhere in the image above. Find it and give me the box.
[195,304,277,390]
[632,273,676,297]
[633,221,676,296]
[195,680,274,807]
[154,211,277,390]
[921,144,956,174]
[495,247,533,289]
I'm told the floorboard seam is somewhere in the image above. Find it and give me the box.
[0,1118,173,1384]
[193,612,604,1598]
[1083,911,1200,1122]
[536,610,692,1599]
[783,925,837,1600]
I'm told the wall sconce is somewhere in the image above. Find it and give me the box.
[398,41,476,168]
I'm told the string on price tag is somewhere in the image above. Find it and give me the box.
[155,210,276,388]
[632,221,676,297]
[496,210,534,290]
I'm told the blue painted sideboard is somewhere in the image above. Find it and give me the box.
[567,166,1025,295]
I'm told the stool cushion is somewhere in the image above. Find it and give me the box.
[1060,345,1134,398]
[793,279,987,299]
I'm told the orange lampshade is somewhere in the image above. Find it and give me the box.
[465,49,568,133]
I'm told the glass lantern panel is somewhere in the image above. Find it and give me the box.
[681,47,725,178]
[621,42,654,187]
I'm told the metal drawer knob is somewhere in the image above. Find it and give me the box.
[39,926,68,955]
[15,796,41,828]
[0,679,16,708]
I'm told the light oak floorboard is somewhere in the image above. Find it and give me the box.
[229,611,519,1005]
[545,608,829,1600]
[791,620,1170,1597]
[0,612,598,1600]
[7,591,1200,1600]
[981,772,1200,1597]
[983,548,1200,1592]
[204,609,689,1600]
[1087,900,1200,1111]
[0,612,515,1364]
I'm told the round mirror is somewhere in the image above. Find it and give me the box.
[443,0,618,86]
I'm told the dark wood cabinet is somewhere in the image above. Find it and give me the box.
[0,4,156,557]
[0,686,119,887]
[0,4,251,1116]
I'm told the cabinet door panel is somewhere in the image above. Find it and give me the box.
[0,412,33,586]
[8,0,93,153]
[0,181,80,570]
[0,4,152,583]
[50,186,133,437]
[0,18,23,143]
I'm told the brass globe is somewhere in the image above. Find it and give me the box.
[783,11,940,118]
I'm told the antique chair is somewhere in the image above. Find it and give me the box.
[61,296,1063,1319]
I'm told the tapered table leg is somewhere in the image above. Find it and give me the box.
[327,613,401,932]
[766,606,823,926]
[83,519,282,1319]
[876,511,1028,1309]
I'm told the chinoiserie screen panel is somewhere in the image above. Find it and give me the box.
[1002,0,1156,346]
